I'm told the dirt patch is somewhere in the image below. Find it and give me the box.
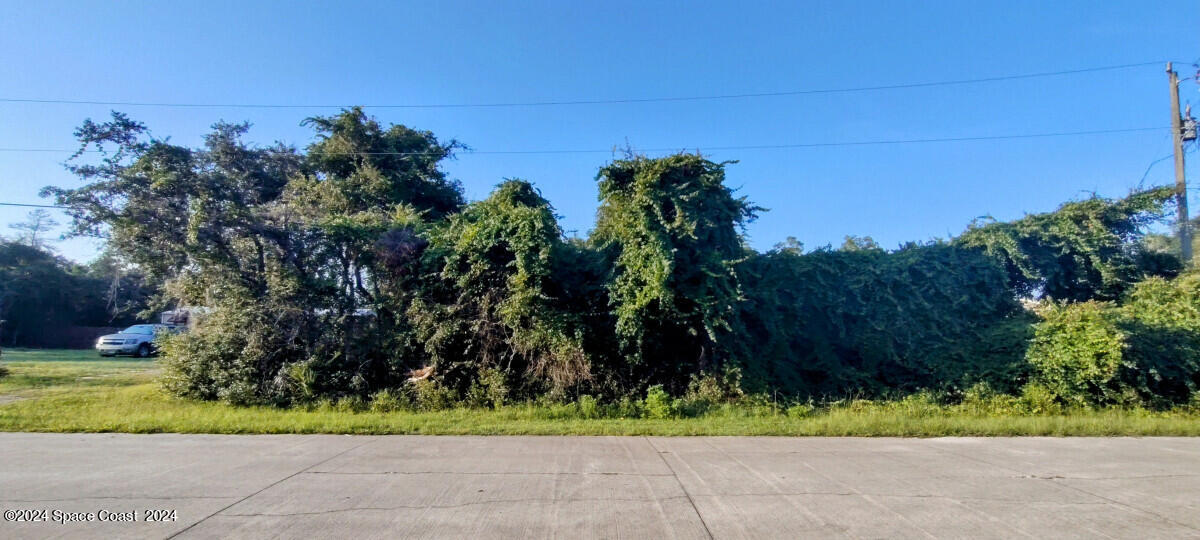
[0,395,26,405]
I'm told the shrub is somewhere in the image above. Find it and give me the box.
[614,396,642,419]
[676,367,746,416]
[684,367,745,404]
[1116,274,1200,404]
[1025,301,1127,407]
[1018,383,1062,415]
[412,180,591,398]
[956,187,1178,302]
[959,382,1023,415]
[412,379,458,411]
[159,300,282,406]
[281,361,318,403]
[334,396,368,413]
[576,395,601,419]
[1025,273,1200,408]
[465,367,510,409]
[643,385,674,419]
[159,298,362,406]
[591,154,759,393]
[369,388,411,413]
[786,403,815,418]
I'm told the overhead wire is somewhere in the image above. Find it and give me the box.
[0,61,1168,110]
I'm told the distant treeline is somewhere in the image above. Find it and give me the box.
[39,108,1198,408]
[0,242,152,347]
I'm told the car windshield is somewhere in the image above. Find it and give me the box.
[121,325,157,335]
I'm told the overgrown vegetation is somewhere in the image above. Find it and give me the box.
[957,187,1181,301]
[734,243,1033,397]
[39,109,1198,414]
[1025,272,1200,407]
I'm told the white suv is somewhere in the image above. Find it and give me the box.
[95,324,179,357]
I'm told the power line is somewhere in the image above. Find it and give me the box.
[0,202,66,209]
[0,126,1169,157]
[1138,153,1176,188]
[0,61,1167,110]
[0,126,1178,211]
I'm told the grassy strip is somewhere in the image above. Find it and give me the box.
[1,349,1199,436]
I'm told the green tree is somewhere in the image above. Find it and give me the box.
[8,209,59,251]
[0,241,132,346]
[591,154,759,392]
[302,106,464,219]
[47,109,464,404]
[409,180,590,396]
[956,187,1180,301]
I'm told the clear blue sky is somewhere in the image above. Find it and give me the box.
[1,1,1196,262]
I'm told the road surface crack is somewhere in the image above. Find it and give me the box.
[646,437,715,540]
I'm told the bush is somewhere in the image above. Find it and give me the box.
[737,393,783,417]
[159,298,351,406]
[786,403,815,418]
[1025,273,1200,408]
[576,395,601,419]
[369,388,411,413]
[614,397,642,419]
[684,367,745,403]
[1017,383,1062,415]
[1117,274,1200,404]
[676,367,746,416]
[412,180,591,398]
[1025,301,1127,407]
[591,154,758,393]
[956,187,1178,302]
[642,385,674,419]
[412,379,458,411]
[159,301,281,405]
[959,382,1023,415]
[335,396,368,413]
[465,367,510,409]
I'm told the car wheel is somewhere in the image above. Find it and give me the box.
[135,344,151,358]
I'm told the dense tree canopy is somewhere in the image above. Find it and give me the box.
[956,187,1179,301]
[734,242,1031,396]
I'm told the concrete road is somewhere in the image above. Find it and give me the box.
[0,435,1197,539]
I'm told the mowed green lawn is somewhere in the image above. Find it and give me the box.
[2,348,1200,436]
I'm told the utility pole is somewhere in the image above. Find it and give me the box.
[1168,62,1192,264]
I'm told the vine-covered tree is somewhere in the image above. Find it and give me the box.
[591,154,759,391]
[409,180,590,397]
[956,187,1181,301]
